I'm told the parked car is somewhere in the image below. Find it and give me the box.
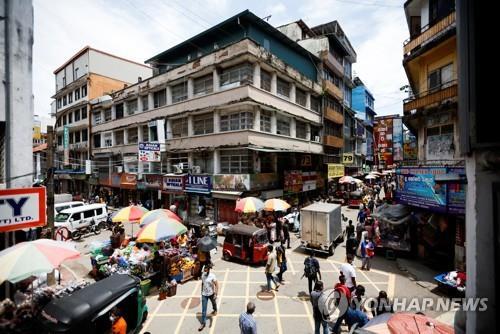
[55,204,108,239]
[54,201,85,216]
[223,225,269,265]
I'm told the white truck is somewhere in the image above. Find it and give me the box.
[300,202,343,256]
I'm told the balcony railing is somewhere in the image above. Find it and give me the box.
[324,106,344,124]
[321,51,344,76]
[403,11,456,55]
[323,80,344,101]
[323,135,343,148]
[403,80,457,114]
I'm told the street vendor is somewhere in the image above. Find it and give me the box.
[178,233,188,248]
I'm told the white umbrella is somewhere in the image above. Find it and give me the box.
[365,174,378,180]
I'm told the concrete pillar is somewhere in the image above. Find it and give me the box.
[187,78,194,99]
[166,86,172,105]
[138,160,144,174]
[137,96,143,113]
[290,118,296,138]
[306,123,311,141]
[166,118,172,140]
[123,101,129,116]
[271,72,277,95]
[306,92,311,109]
[213,150,220,174]
[271,111,277,134]
[138,124,144,142]
[214,110,220,133]
[290,83,296,103]
[213,69,220,92]
[111,104,116,119]
[123,129,128,145]
[253,63,261,89]
[148,93,154,110]
[253,108,261,131]
[187,152,194,168]
[187,115,194,137]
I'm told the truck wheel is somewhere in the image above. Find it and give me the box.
[328,245,334,256]
[223,252,231,261]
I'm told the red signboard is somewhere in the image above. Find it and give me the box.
[0,187,46,232]
[374,118,394,167]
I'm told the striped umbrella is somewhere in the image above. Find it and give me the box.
[234,197,264,213]
[264,198,291,212]
[0,239,80,284]
[139,209,182,227]
[112,205,149,223]
[135,217,188,243]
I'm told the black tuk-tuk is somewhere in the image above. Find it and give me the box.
[188,219,217,239]
[39,274,148,333]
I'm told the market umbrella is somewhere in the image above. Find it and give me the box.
[0,239,80,284]
[112,205,149,223]
[139,209,182,227]
[365,174,378,180]
[354,312,454,334]
[135,217,188,243]
[339,176,363,184]
[234,197,264,213]
[370,171,383,176]
[197,235,217,252]
[263,198,291,212]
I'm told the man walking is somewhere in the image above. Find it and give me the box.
[310,281,329,334]
[239,302,257,334]
[340,254,357,292]
[276,242,287,283]
[265,245,280,292]
[303,251,321,295]
[361,237,375,271]
[199,264,218,331]
[282,221,291,249]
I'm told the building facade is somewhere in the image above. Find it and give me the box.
[90,10,325,224]
[352,77,376,168]
[52,46,151,195]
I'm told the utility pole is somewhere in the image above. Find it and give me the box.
[46,125,56,286]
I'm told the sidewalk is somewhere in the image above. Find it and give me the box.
[396,258,440,290]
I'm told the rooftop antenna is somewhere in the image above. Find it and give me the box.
[263,15,272,22]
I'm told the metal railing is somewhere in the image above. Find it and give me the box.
[403,80,457,113]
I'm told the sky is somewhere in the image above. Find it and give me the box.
[33,0,409,119]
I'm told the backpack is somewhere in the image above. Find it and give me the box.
[304,257,318,278]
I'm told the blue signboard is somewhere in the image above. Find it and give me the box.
[395,167,448,213]
[185,174,211,194]
[447,167,466,214]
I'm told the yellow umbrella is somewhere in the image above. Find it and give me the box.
[264,198,291,212]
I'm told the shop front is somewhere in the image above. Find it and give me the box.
[162,174,188,220]
[54,169,89,198]
[283,170,324,206]
[138,174,163,210]
[327,163,345,198]
[184,174,214,223]
[120,173,138,206]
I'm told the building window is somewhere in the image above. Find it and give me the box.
[296,88,307,107]
[81,85,87,97]
[74,88,80,100]
[220,63,253,88]
[62,114,67,125]
[149,124,158,141]
[326,96,342,112]
[220,111,253,132]
[74,131,81,143]
[428,63,454,91]
[172,117,188,138]
[69,132,74,144]
[125,161,138,173]
[261,70,271,92]
[68,112,73,124]
[172,82,188,103]
[277,78,290,98]
[127,127,138,144]
[296,120,307,139]
[93,134,101,148]
[115,130,124,146]
[104,108,112,121]
[57,98,62,109]
[68,92,73,104]
[93,113,101,125]
[193,152,214,174]
[310,126,321,142]
[141,95,149,111]
[193,74,213,96]
[63,96,67,106]
[220,149,250,174]
[168,153,188,173]
[260,153,274,173]
[115,103,124,119]
[127,99,138,115]
[82,129,88,142]
[311,96,320,112]
[153,89,167,108]
[103,132,112,147]
[81,107,87,119]
[276,115,290,136]
[260,110,272,133]
[57,135,62,146]
[193,113,214,135]
[142,125,149,142]
[74,109,80,122]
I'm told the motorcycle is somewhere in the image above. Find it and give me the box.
[71,220,101,240]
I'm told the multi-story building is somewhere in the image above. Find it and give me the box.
[278,20,357,166]
[352,77,376,168]
[91,10,325,223]
[399,0,465,271]
[52,46,151,195]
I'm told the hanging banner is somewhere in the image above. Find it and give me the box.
[138,142,161,162]
[0,187,46,232]
[327,164,345,179]
[63,126,69,165]
[393,118,403,161]
[185,174,211,194]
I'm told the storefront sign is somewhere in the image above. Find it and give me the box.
[163,175,185,192]
[0,187,46,232]
[138,142,161,162]
[185,174,211,194]
[342,153,354,165]
[120,173,137,189]
[447,168,466,215]
[144,174,163,189]
[327,164,344,178]
[393,118,403,161]
[63,126,69,165]
[284,170,303,193]
[395,167,448,213]
[213,174,250,191]
[403,142,418,160]
[250,173,279,190]
[374,117,394,167]
[300,155,312,167]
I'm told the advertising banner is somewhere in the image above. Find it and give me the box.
[213,174,251,191]
[163,175,185,193]
[395,167,448,212]
[120,173,137,189]
[250,173,279,190]
[63,126,69,165]
[327,164,345,179]
[403,142,418,160]
[393,118,403,161]
[138,142,161,162]
[185,174,211,194]
[0,187,46,232]
[447,167,466,214]
[374,118,394,167]
[144,174,163,189]
[284,170,303,193]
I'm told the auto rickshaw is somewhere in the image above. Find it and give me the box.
[222,225,268,265]
[188,219,217,239]
[348,190,363,208]
[39,274,148,333]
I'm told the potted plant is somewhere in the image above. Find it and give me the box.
[158,281,168,300]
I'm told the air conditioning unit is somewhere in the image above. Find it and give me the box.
[115,166,123,173]
[314,136,320,142]
[178,162,189,171]
[172,165,183,174]
[191,166,201,174]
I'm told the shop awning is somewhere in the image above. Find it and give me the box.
[247,147,289,153]
[211,190,243,200]
[260,189,284,199]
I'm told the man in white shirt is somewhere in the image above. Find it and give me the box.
[199,264,218,331]
[340,254,357,292]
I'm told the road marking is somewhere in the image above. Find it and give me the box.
[209,269,229,334]
[174,280,201,334]
[387,273,396,298]
[245,266,250,306]
[358,269,380,293]
[154,313,310,317]
[141,298,166,333]
[301,296,315,330]
[273,291,283,334]
[288,256,297,275]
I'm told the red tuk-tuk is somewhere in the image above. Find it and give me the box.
[348,190,363,208]
[222,225,268,265]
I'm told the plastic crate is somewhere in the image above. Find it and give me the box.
[167,284,177,297]
[171,272,183,283]
[140,279,151,296]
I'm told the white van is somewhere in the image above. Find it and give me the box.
[54,204,107,232]
[55,201,85,216]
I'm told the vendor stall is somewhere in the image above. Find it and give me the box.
[371,203,412,252]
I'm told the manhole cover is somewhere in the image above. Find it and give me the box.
[181,297,200,309]
[256,291,275,301]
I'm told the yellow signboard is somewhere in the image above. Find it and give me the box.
[327,164,344,178]
[343,153,354,165]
